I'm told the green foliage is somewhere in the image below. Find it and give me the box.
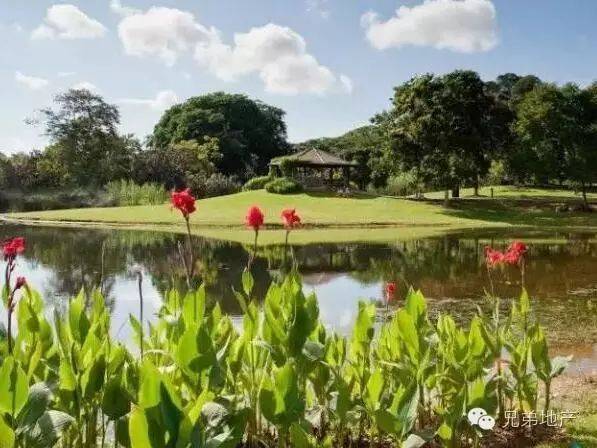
[150,92,290,178]
[0,271,567,447]
[203,173,241,198]
[387,71,511,193]
[243,175,272,191]
[37,89,140,187]
[381,171,420,197]
[264,177,303,194]
[106,180,168,206]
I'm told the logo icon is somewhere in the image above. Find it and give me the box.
[467,407,496,431]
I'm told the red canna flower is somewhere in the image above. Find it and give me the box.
[3,237,25,261]
[484,246,505,268]
[281,208,301,230]
[507,241,527,256]
[386,281,397,301]
[170,188,196,218]
[246,206,265,231]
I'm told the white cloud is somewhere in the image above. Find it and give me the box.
[115,6,348,95]
[15,71,49,90]
[72,81,99,92]
[362,0,498,53]
[120,90,179,111]
[195,23,351,95]
[31,4,106,40]
[110,0,140,17]
[58,71,76,77]
[306,0,331,19]
[118,7,218,66]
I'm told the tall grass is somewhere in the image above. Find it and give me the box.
[105,179,168,206]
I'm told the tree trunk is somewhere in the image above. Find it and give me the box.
[451,185,460,198]
[582,182,588,210]
[444,190,449,207]
[473,176,479,196]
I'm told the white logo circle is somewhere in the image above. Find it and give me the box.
[467,407,487,425]
[478,415,496,431]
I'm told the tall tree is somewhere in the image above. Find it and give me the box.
[150,92,289,179]
[36,89,138,186]
[387,71,508,197]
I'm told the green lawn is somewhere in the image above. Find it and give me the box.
[7,187,597,245]
[9,190,489,227]
[425,185,597,201]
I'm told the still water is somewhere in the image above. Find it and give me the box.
[1,224,596,373]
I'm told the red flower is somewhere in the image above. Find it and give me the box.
[485,246,505,268]
[246,206,264,231]
[170,188,196,218]
[3,237,25,260]
[281,209,301,230]
[508,241,527,256]
[386,282,397,301]
[15,276,26,290]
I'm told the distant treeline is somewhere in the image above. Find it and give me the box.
[2,71,597,207]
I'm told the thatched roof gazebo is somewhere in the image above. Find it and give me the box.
[269,148,357,189]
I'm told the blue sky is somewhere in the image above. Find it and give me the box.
[1,0,597,154]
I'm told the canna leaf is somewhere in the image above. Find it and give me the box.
[0,357,28,417]
[129,406,153,448]
[102,376,131,420]
[0,415,15,448]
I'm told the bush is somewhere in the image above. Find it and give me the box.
[264,177,303,194]
[204,173,241,197]
[243,175,272,191]
[106,180,168,206]
[384,171,420,197]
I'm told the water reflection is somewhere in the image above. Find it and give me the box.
[1,224,596,371]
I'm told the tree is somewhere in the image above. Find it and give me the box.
[515,82,597,205]
[150,92,289,179]
[386,71,507,198]
[36,89,138,186]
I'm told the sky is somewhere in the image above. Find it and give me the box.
[1,0,597,154]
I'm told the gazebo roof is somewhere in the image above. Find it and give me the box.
[269,148,358,167]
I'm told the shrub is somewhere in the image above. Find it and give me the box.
[203,173,241,197]
[243,175,272,191]
[384,171,420,196]
[264,177,303,194]
[106,179,168,206]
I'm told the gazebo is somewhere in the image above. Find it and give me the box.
[269,148,358,189]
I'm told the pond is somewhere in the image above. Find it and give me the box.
[1,224,596,374]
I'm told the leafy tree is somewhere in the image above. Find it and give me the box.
[35,89,139,186]
[515,82,597,204]
[150,92,289,179]
[386,70,508,197]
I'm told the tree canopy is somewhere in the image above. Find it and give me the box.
[150,92,290,179]
[36,89,139,187]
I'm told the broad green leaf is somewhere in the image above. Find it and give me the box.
[0,415,15,448]
[102,377,131,420]
[289,422,313,448]
[364,369,384,411]
[129,406,152,448]
[397,309,419,361]
[241,270,254,296]
[0,357,28,417]
[183,286,205,327]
